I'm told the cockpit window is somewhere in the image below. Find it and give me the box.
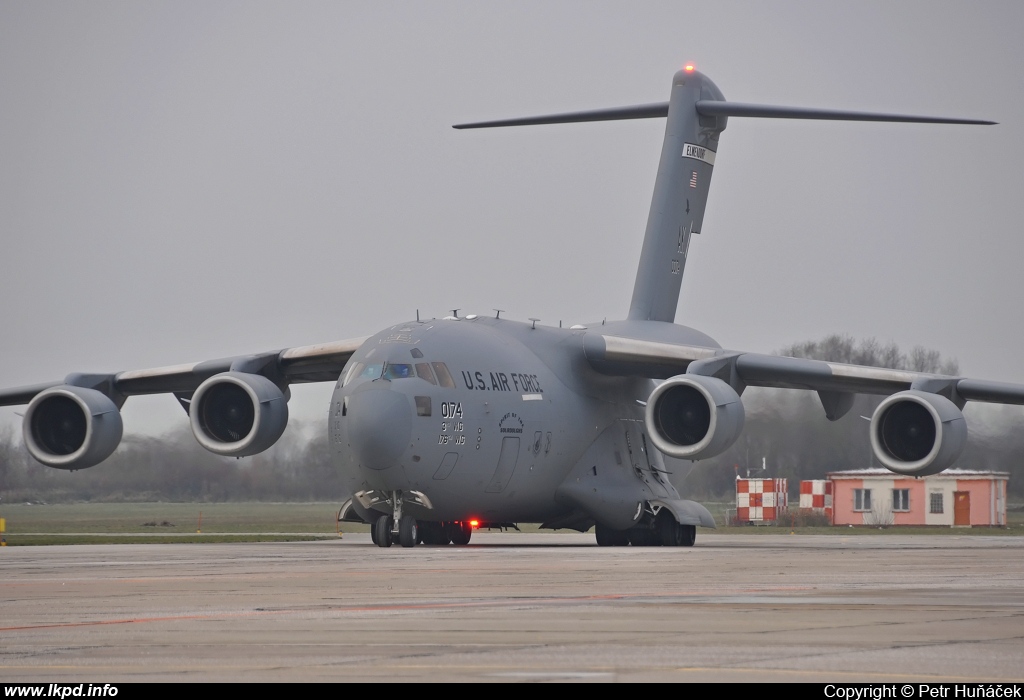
[415,363,437,384]
[341,362,364,387]
[383,363,414,380]
[342,360,447,386]
[431,362,455,389]
[359,363,384,380]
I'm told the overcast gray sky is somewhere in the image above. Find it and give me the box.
[2,1,1023,437]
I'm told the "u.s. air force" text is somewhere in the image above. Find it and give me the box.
[461,371,542,393]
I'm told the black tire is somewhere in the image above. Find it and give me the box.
[399,516,418,548]
[658,512,681,546]
[370,518,379,545]
[419,521,439,545]
[595,524,629,546]
[438,522,453,545]
[680,524,696,547]
[440,521,456,544]
[451,520,472,545]
[628,527,656,547]
[373,515,393,548]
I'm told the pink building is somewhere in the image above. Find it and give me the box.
[827,469,1008,527]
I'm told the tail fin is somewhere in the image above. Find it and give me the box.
[454,69,994,323]
[627,69,724,322]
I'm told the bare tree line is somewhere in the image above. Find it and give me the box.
[779,334,959,375]
[1,335,1020,503]
[0,424,341,504]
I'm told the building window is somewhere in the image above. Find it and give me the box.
[854,488,872,511]
[930,492,944,514]
[892,489,910,512]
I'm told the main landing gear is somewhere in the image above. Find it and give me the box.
[595,510,697,547]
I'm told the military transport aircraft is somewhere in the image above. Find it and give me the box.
[2,67,1021,548]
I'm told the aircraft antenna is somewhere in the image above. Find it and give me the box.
[493,309,504,319]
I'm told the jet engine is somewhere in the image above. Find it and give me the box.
[23,386,123,470]
[869,390,966,476]
[645,374,744,460]
[189,372,288,457]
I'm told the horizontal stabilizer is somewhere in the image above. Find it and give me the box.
[453,102,668,129]
[695,100,996,125]
[453,100,995,129]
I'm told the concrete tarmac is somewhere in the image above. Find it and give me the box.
[2,533,1023,683]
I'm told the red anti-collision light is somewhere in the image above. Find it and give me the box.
[684,64,695,72]
[469,520,480,529]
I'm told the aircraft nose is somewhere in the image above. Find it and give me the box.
[346,386,412,471]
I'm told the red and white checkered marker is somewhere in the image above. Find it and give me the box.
[736,478,788,523]
[799,480,833,519]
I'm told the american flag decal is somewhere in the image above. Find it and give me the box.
[689,171,698,188]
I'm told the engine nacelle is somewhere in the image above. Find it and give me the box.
[189,372,289,457]
[870,390,967,476]
[645,374,745,460]
[23,386,123,470]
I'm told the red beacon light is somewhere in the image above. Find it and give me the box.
[684,64,695,72]
[469,519,480,529]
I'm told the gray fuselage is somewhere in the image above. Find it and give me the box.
[330,316,719,526]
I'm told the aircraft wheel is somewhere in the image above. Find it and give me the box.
[438,522,453,545]
[399,516,418,548]
[436,521,456,544]
[628,527,656,547]
[658,511,681,546]
[373,515,394,548]
[451,520,472,545]
[419,521,439,545]
[595,524,629,546]
[370,519,379,545]
[680,524,696,547]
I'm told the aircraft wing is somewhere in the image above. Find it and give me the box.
[583,334,1024,406]
[0,335,369,407]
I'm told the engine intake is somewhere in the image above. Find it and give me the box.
[23,386,123,470]
[870,390,966,476]
[190,372,288,457]
[645,374,744,460]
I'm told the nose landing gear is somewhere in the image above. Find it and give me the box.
[369,513,421,548]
